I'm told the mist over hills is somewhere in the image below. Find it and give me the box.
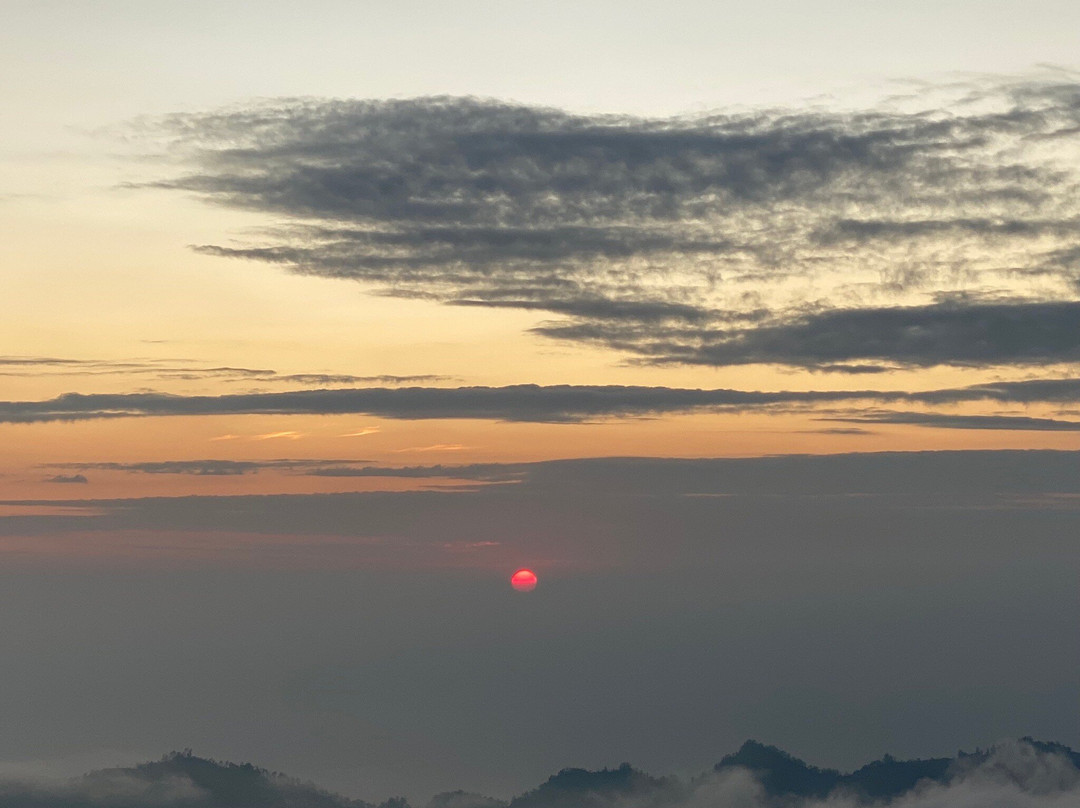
[0,739,1076,808]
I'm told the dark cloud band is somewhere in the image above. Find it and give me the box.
[5,379,1080,424]
[539,300,1080,368]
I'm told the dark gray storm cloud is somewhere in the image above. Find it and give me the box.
[149,75,1080,369]
[5,379,1080,424]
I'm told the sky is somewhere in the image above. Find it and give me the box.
[1,0,1080,802]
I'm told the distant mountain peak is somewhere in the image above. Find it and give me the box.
[508,762,681,808]
[714,737,1080,802]
[715,739,839,799]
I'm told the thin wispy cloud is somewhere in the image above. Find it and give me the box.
[302,464,520,481]
[253,431,305,441]
[822,411,1080,431]
[43,459,373,477]
[211,431,306,441]
[0,356,448,386]
[392,444,469,453]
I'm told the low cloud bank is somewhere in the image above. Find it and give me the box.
[0,740,1074,808]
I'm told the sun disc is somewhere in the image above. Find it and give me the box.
[511,568,538,592]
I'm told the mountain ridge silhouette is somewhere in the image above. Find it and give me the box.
[2,738,1076,808]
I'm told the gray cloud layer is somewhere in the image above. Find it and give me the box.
[150,75,1080,370]
[5,380,1080,424]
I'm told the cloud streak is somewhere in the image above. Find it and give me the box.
[823,411,1080,431]
[0,356,447,387]
[44,460,371,477]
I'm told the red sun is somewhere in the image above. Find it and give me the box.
[511,568,538,592]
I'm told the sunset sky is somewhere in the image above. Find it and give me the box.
[2,1,1079,802]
